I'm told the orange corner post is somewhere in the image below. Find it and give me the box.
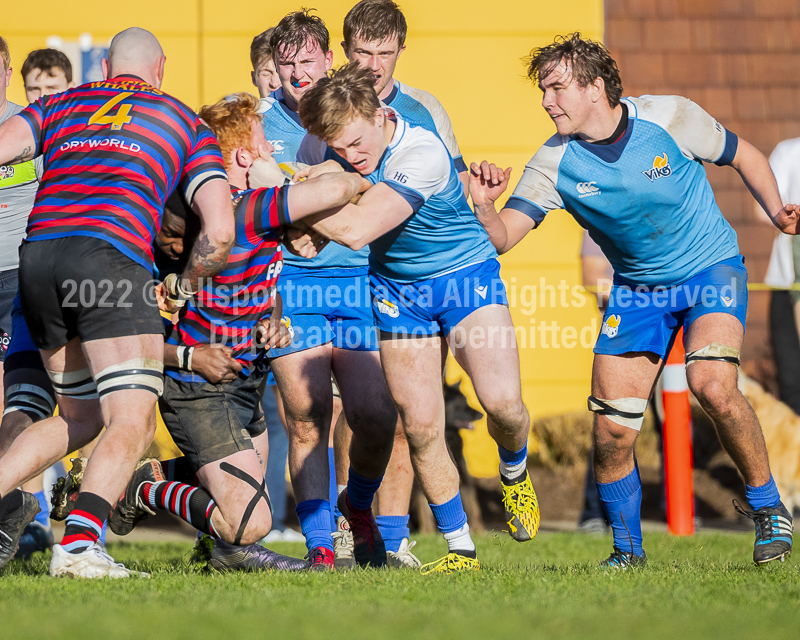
[661,328,695,536]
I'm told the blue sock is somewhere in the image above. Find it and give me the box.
[597,466,643,556]
[328,447,337,530]
[376,514,410,553]
[346,468,383,511]
[429,492,468,534]
[296,499,333,552]
[33,490,50,527]
[98,521,107,546]
[498,444,528,480]
[746,475,781,511]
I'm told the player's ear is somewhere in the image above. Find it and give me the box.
[341,41,348,59]
[375,108,384,126]
[325,49,334,71]
[591,77,605,104]
[234,147,251,168]
[251,70,257,88]
[101,58,109,80]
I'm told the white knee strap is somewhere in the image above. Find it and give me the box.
[685,342,740,368]
[3,383,57,420]
[47,368,99,400]
[588,396,648,431]
[95,358,164,400]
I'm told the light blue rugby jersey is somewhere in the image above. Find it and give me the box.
[309,111,496,283]
[506,95,741,287]
[291,80,469,270]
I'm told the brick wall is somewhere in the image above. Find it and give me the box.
[605,0,800,378]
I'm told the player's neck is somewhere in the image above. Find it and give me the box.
[283,91,299,113]
[377,78,395,101]
[577,104,624,143]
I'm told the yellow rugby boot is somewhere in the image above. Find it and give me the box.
[501,470,540,542]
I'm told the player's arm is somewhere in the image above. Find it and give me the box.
[181,179,236,290]
[301,183,415,251]
[470,161,537,253]
[0,115,38,165]
[731,138,800,235]
[163,343,243,384]
[286,171,369,221]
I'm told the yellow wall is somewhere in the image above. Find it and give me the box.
[4,0,604,476]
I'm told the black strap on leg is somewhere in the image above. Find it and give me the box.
[685,354,740,366]
[587,395,645,420]
[219,462,272,546]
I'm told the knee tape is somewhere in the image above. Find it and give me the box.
[47,368,98,400]
[588,395,648,431]
[685,342,740,368]
[95,358,164,400]
[220,461,272,546]
[3,383,57,421]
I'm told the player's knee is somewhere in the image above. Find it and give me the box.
[238,506,272,546]
[688,375,737,416]
[402,417,441,452]
[346,403,397,442]
[481,393,526,426]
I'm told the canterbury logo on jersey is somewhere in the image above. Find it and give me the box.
[374,297,400,318]
[576,181,600,198]
[642,153,672,182]
[270,140,286,152]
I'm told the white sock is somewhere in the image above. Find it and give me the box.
[337,484,346,495]
[499,459,526,480]
[443,523,475,552]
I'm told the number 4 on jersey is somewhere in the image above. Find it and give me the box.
[88,92,134,130]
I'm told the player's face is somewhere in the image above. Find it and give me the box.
[155,210,186,260]
[24,68,71,103]
[539,60,594,137]
[276,40,333,108]
[1,65,11,103]
[251,58,282,99]
[246,117,285,187]
[328,110,386,175]
[344,35,405,100]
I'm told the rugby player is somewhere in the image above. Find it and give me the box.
[0,27,235,578]
[260,10,398,570]
[330,0,471,569]
[21,48,75,103]
[250,29,282,98]
[105,93,369,572]
[292,63,540,573]
[0,40,67,560]
[470,33,799,567]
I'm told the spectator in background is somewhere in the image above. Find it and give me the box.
[764,140,800,416]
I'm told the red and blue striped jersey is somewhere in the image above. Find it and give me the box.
[18,74,227,272]
[166,184,290,380]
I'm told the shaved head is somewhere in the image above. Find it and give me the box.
[104,27,166,88]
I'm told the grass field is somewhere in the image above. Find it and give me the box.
[1,531,798,640]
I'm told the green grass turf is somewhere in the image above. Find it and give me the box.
[1,532,798,640]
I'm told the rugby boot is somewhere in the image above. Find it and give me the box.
[108,458,164,536]
[734,500,793,565]
[50,542,149,578]
[209,538,308,572]
[420,551,480,575]
[501,470,540,542]
[387,538,422,569]
[15,521,54,559]
[600,547,648,569]
[50,457,87,521]
[337,490,387,568]
[305,546,335,572]
[332,516,356,570]
[0,491,40,568]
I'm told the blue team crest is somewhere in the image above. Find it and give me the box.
[642,153,672,182]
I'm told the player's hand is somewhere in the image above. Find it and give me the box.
[155,282,182,314]
[773,203,800,235]
[190,344,242,384]
[254,316,293,350]
[293,159,344,182]
[248,147,286,189]
[283,225,330,258]
[469,161,512,206]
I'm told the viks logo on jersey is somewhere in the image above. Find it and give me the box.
[600,315,621,338]
[642,153,672,182]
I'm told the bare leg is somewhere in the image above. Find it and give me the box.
[684,313,771,487]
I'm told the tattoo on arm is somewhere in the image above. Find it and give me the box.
[10,146,34,164]
[180,233,230,291]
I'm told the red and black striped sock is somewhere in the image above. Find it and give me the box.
[140,481,220,537]
[61,492,111,554]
